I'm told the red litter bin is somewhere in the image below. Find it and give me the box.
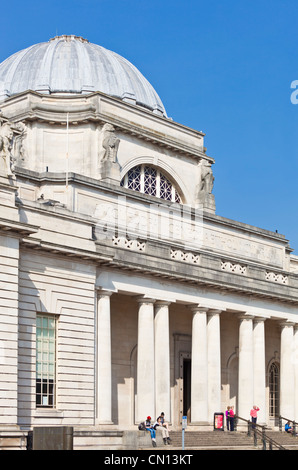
[214,412,224,431]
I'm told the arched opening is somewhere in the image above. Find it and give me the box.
[120,164,182,203]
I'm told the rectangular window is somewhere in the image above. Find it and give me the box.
[36,314,57,408]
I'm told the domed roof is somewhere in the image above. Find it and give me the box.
[0,35,167,116]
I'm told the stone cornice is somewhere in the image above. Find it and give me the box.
[14,168,288,248]
[0,217,38,237]
[3,90,212,163]
[19,233,298,306]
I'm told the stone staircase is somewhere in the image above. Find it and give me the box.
[265,431,298,450]
[167,431,255,450]
[152,430,298,450]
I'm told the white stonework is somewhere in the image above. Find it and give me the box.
[0,35,298,448]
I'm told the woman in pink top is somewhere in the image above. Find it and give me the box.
[250,406,260,428]
[229,406,235,431]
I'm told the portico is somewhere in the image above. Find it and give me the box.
[96,274,298,429]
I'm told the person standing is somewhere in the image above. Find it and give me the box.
[225,406,231,431]
[250,406,260,429]
[229,406,235,431]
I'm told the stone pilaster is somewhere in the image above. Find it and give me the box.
[96,290,113,424]
[294,325,298,422]
[253,317,266,424]
[238,315,254,419]
[154,301,171,421]
[136,297,155,422]
[280,321,295,419]
[190,306,208,424]
[207,309,222,421]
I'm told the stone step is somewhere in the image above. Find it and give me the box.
[264,431,298,449]
[163,430,298,450]
[168,431,254,448]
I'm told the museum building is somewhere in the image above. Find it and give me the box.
[0,34,298,449]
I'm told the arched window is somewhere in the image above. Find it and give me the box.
[120,165,182,203]
[269,362,279,418]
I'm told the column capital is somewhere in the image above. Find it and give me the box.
[238,313,254,322]
[279,320,295,329]
[189,304,209,314]
[135,295,156,305]
[253,316,267,324]
[208,308,222,316]
[155,300,171,307]
[96,288,114,298]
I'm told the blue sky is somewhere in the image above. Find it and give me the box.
[1,0,298,253]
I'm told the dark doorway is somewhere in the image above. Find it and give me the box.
[183,359,191,422]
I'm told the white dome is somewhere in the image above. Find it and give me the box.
[0,35,167,116]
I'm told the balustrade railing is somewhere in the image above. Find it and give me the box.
[235,415,286,450]
[279,415,297,436]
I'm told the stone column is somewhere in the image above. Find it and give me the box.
[253,317,266,424]
[294,325,298,422]
[238,315,254,419]
[96,290,113,424]
[154,301,171,421]
[207,309,222,422]
[191,306,208,424]
[136,297,155,422]
[280,322,295,419]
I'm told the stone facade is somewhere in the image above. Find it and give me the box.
[0,37,298,449]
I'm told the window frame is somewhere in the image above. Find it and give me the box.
[268,362,280,418]
[35,313,57,409]
[121,164,182,203]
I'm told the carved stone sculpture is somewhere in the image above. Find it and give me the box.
[0,120,14,176]
[197,160,214,195]
[99,123,120,163]
[195,159,215,212]
[13,122,27,167]
[98,123,121,183]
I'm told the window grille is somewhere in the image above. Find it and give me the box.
[36,314,57,408]
[121,164,181,203]
[269,362,279,418]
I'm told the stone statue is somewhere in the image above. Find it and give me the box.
[196,159,214,195]
[0,120,14,175]
[13,122,27,167]
[99,123,120,163]
[98,123,121,183]
[195,159,215,212]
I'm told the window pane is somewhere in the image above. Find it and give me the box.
[269,362,279,418]
[121,164,181,203]
[36,314,56,408]
[144,166,157,196]
[127,165,141,191]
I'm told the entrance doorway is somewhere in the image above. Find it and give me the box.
[183,358,191,422]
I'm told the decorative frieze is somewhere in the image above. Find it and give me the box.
[112,236,146,252]
[221,260,247,275]
[265,271,288,285]
[170,249,200,264]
